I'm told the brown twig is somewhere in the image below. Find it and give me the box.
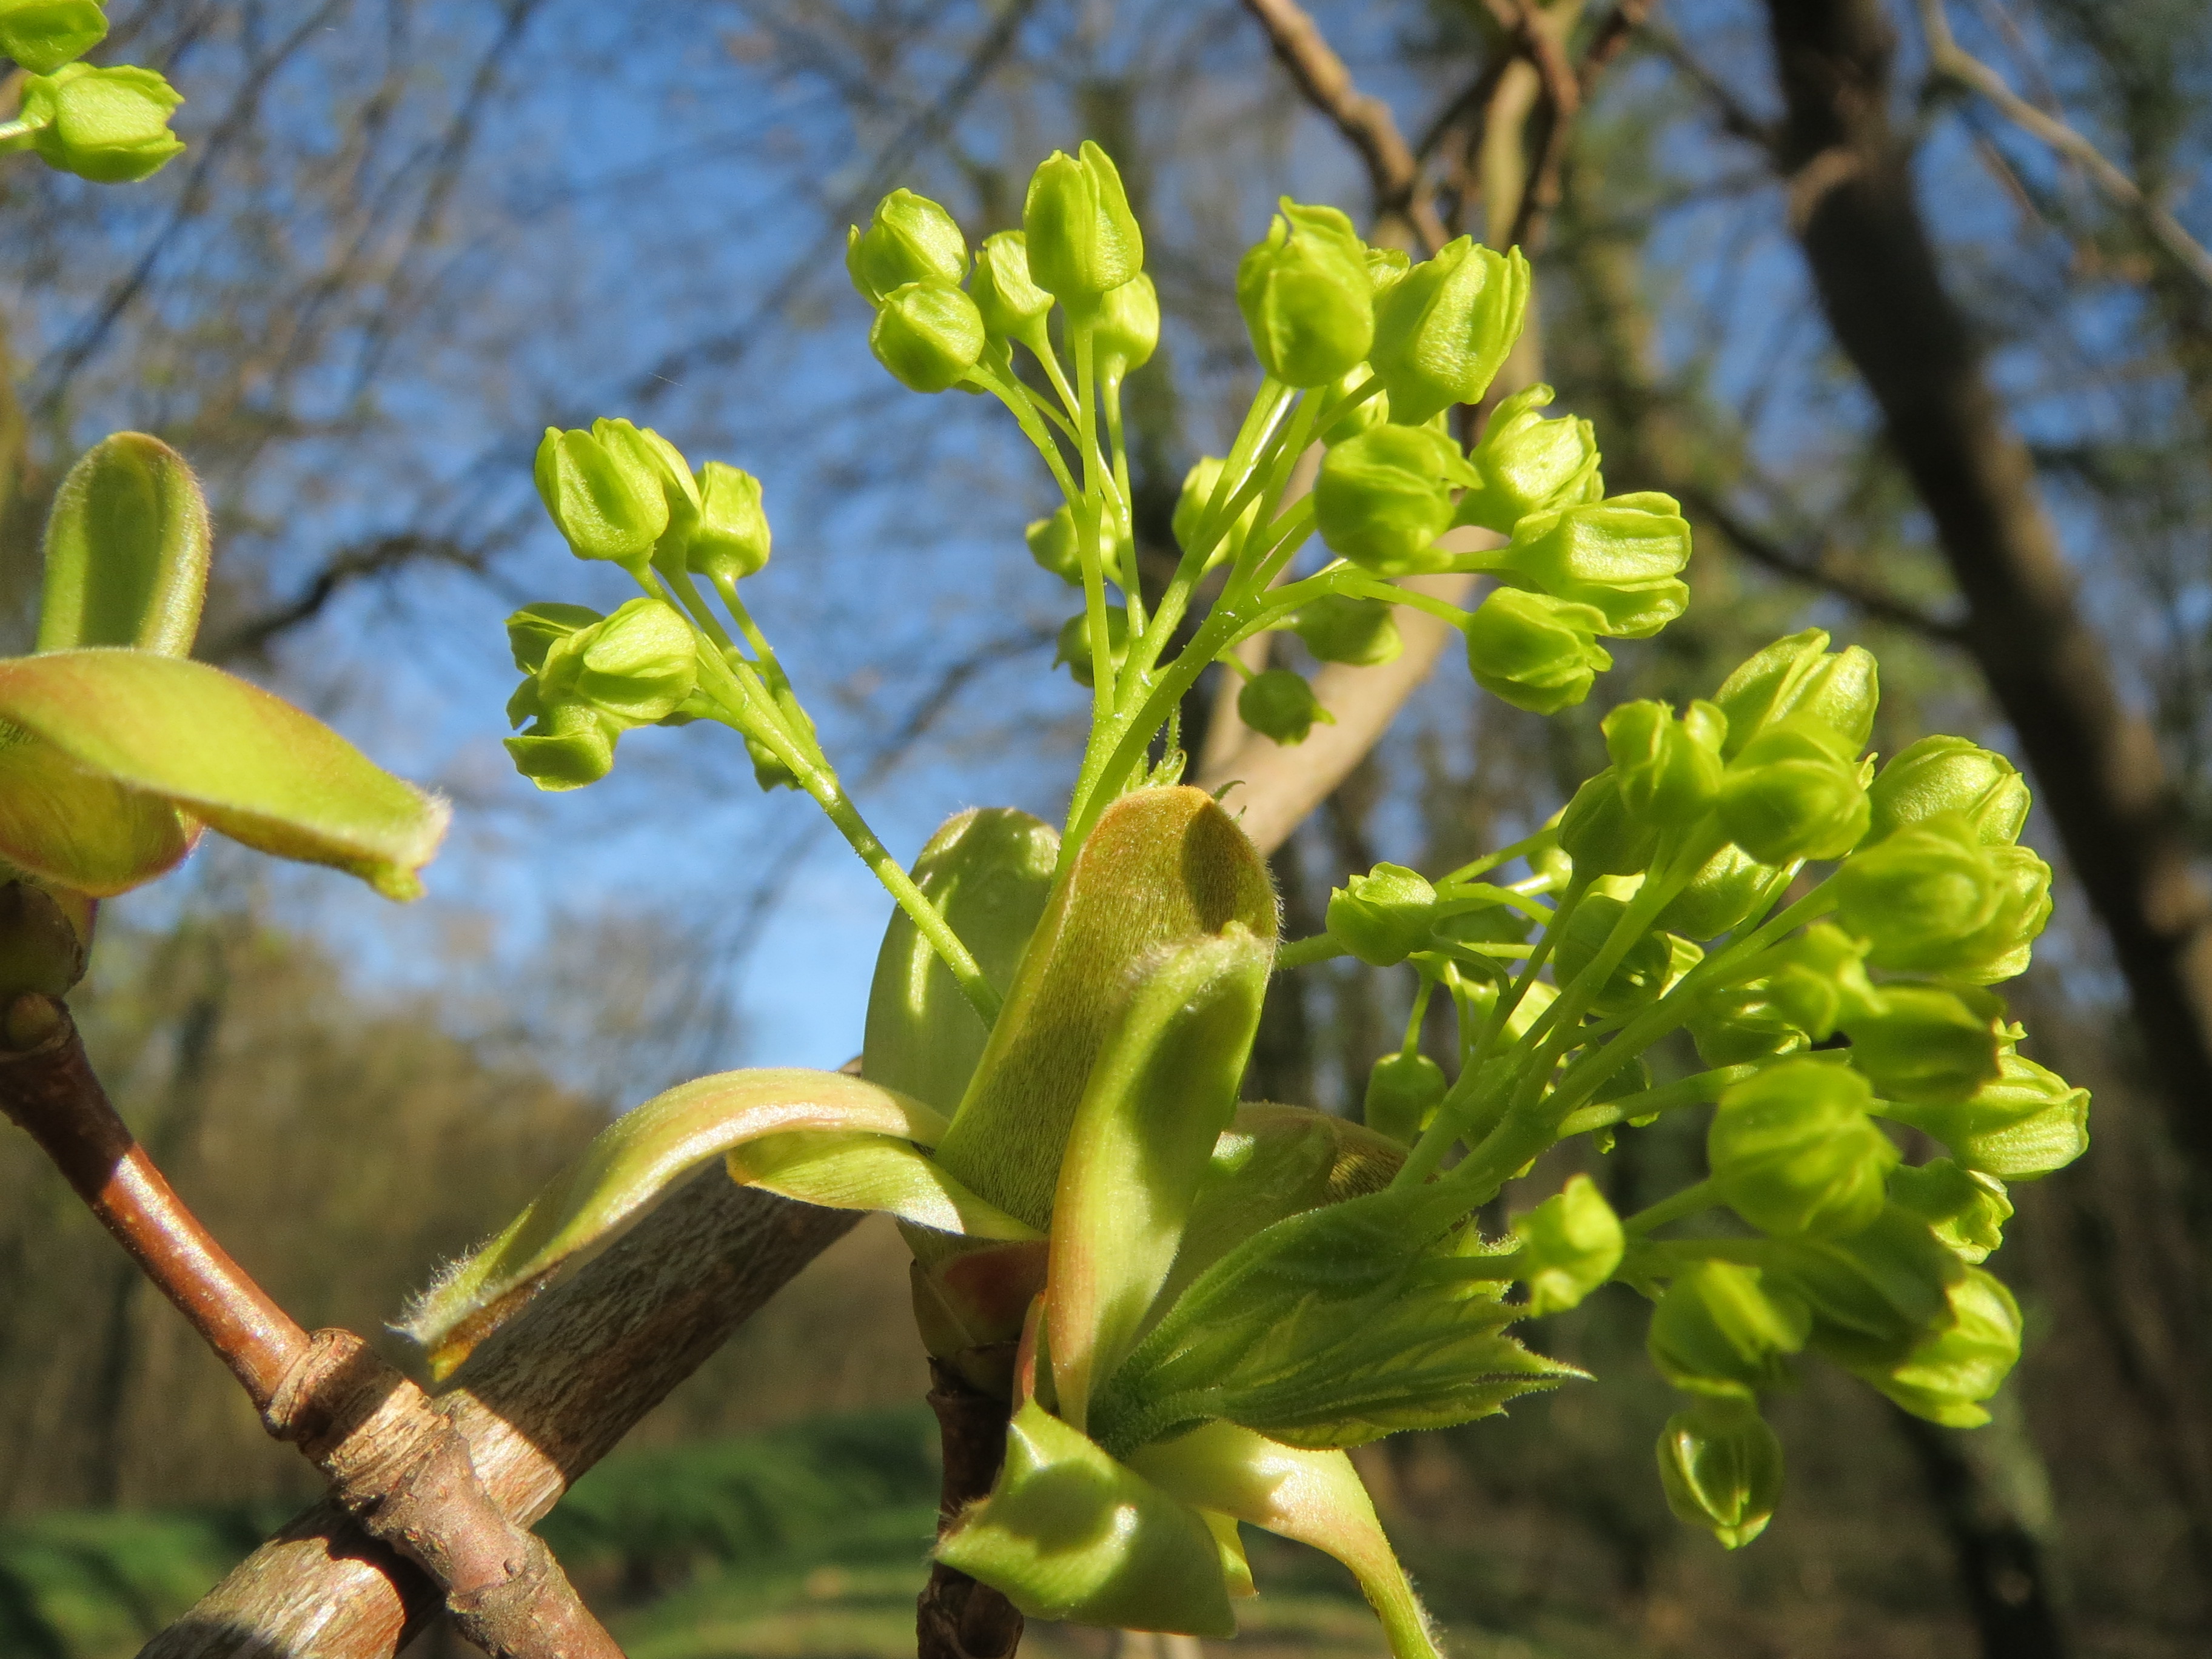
[1484,1,1583,252]
[1237,0,1447,253]
[1580,1,1654,94]
[0,995,622,1659]
[917,1360,1025,1659]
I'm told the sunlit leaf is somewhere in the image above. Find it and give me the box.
[0,650,447,900]
[729,1129,1041,1240]
[401,1068,950,1377]
[0,723,197,896]
[38,432,211,657]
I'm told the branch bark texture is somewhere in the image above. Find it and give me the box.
[1758,0,2212,1191]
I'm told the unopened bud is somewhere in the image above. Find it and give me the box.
[686,461,771,585]
[1604,699,1726,826]
[1853,1267,2021,1427]
[569,598,699,723]
[1463,588,1612,715]
[1867,736,2030,846]
[1556,769,1658,879]
[1458,384,1604,535]
[1053,605,1130,689]
[1497,492,1692,640]
[1687,984,1809,1068]
[1292,594,1403,666]
[1093,273,1160,384]
[1314,424,1472,575]
[970,229,1054,351]
[1515,1175,1624,1316]
[846,188,967,306]
[1555,895,1674,1016]
[1758,923,1880,1039]
[1709,1059,1898,1238]
[1327,862,1439,967]
[1765,1205,1962,1367]
[1887,1160,2011,1264]
[1837,814,2048,983]
[1717,724,1870,865]
[1171,457,1262,571]
[1238,667,1333,746]
[1022,140,1143,304]
[534,423,669,563]
[1882,1050,2088,1178]
[1657,1398,1784,1550]
[1236,198,1373,387]
[1657,843,1792,940]
[1367,237,1529,425]
[16,62,183,183]
[1364,1049,1446,1145]
[1712,630,1879,760]
[1647,1261,1809,1399]
[0,0,108,74]
[1842,984,2006,1105]
[870,280,987,393]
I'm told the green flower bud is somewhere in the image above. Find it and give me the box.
[1320,365,1389,445]
[1836,814,2050,982]
[16,62,183,183]
[1022,140,1143,304]
[870,279,987,393]
[1647,1261,1810,1399]
[1657,843,1794,940]
[1712,630,1879,760]
[1843,984,2006,1105]
[504,701,618,793]
[1463,588,1612,715]
[1657,1397,1784,1550]
[1557,769,1659,879]
[1456,384,1604,536]
[1171,457,1262,571]
[1497,492,1692,640]
[1093,273,1159,383]
[1235,198,1374,387]
[534,422,670,563]
[970,229,1054,351]
[1717,724,1871,865]
[1604,699,1726,827]
[1314,423,1473,575]
[1881,1050,2088,1178]
[744,728,799,793]
[566,597,700,723]
[1867,736,2030,846]
[1764,1205,1963,1369]
[845,187,967,306]
[1239,667,1333,746]
[1327,862,1439,967]
[1026,505,1083,583]
[1857,1268,2022,1427]
[1555,895,1674,1016]
[1053,605,1130,689]
[0,0,107,74]
[1364,244,1412,295]
[1687,985,1809,1068]
[1758,923,1881,1039]
[1367,237,1530,426]
[1708,1059,1899,1238]
[504,602,603,675]
[1291,594,1402,666]
[1887,1161,2011,1264]
[1514,1174,1623,1316]
[1364,1049,1446,1145]
[685,461,771,584]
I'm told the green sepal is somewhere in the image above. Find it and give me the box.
[726,1130,1040,1240]
[934,1401,1236,1637]
[863,807,1059,1115]
[1848,1267,2021,1427]
[1131,1421,1443,1659]
[1761,1204,1965,1372]
[0,0,110,75]
[1886,1160,2011,1263]
[398,1068,951,1378]
[0,650,445,900]
[37,433,209,657]
[1877,1050,2088,1178]
[1513,1174,1624,1315]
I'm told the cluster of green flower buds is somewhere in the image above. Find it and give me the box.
[0,3,186,184]
[501,598,699,789]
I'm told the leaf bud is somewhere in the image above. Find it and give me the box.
[845,187,967,306]
[1763,1205,1963,1369]
[1236,198,1374,387]
[1022,140,1143,304]
[504,602,603,675]
[1457,384,1605,536]
[1758,923,1881,1039]
[1093,273,1160,384]
[1604,699,1726,827]
[1314,424,1473,575]
[534,422,670,563]
[870,279,987,393]
[1053,605,1130,689]
[1364,1049,1446,1145]
[1717,723,1870,865]
[1880,1050,2088,1178]
[1555,895,1674,1016]
[685,461,771,584]
[504,701,618,793]
[568,597,699,723]
[1291,594,1402,666]
[1463,588,1612,715]
[1656,843,1793,940]
[1556,769,1659,879]
[1855,1268,2022,1427]
[1171,457,1262,571]
[0,0,107,74]
[1712,630,1879,760]
[1327,862,1439,967]
[1647,1261,1809,1399]
[16,62,183,183]
[1656,1397,1784,1550]
[970,229,1054,352]
[1887,1160,2011,1263]
[1514,1174,1623,1316]
[1867,736,2030,846]
[1367,237,1530,425]
[1708,1059,1898,1238]
[1842,984,2006,1105]
[1239,668,1333,746]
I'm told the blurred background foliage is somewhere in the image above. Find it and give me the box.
[2,0,2210,1655]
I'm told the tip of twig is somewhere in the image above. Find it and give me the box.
[2,993,63,1053]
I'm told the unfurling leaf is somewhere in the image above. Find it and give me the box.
[400,1068,949,1378]
[38,432,210,657]
[0,651,444,899]
[728,1130,1039,1240]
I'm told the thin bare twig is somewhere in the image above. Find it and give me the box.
[1580,1,1654,94]
[1916,0,2212,294]
[0,994,622,1659]
[1486,0,1583,251]
[1237,0,1447,253]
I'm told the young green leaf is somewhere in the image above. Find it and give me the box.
[726,1130,1040,1241]
[0,722,197,896]
[38,432,210,657]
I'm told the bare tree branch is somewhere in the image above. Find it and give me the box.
[1916,0,2212,295]
[204,533,489,664]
